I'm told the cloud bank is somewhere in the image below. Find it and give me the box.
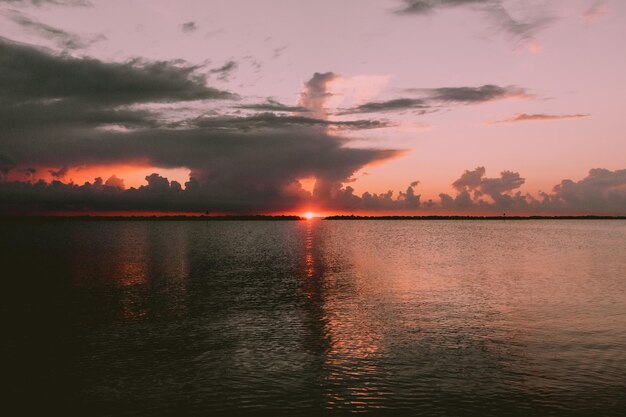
[0,37,621,216]
[0,40,405,213]
[2,167,625,215]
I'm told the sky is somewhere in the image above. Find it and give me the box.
[0,0,625,215]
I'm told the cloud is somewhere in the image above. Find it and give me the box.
[542,168,626,213]
[492,113,590,124]
[272,45,288,59]
[48,165,68,178]
[428,84,528,102]
[343,84,527,114]
[437,167,626,214]
[4,10,105,50]
[210,60,238,81]
[396,0,553,49]
[104,174,124,189]
[448,166,525,208]
[188,112,395,131]
[298,72,339,119]
[4,166,624,215]
[0,126,404,213]
[396,0,490,15]
[0,0,91,6]
[345,98,429,114]
[0,37,234,133]
[236,99,309,113]
[0,40,406,213]
[181,21,197,33]
[0,38,233,106]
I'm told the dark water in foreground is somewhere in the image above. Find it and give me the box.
[2,219,626,416]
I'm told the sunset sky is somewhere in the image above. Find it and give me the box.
[1,0,625,214]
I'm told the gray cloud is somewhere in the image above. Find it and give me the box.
[396,0,553,47]
[0,38,233,106]
[181,21,197,33]
[0,39,405,213]
[537,168,626,214]
[0,37,234,133]
[346,98,429,114]
[344,84,527,114]
[492,113,590,124]
[48,165,68,178]
[397,0,489,14]
[5,11,105,50]
[188,112,395,131]
[3,167,624,215]
[236,99,309,113]
[0,0,91,6]
[449,166,525,208]
[104,174,124,189]
[436,167,626,214]
[0,127,403,213]
[441,170,528,211]
[429,84,528,102]
[1,34,619,215]
[299,72,338,119]
[210,60,238,81]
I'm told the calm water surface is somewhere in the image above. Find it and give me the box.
[2,220,626,416]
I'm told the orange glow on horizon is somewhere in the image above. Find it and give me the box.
[9,163,192,189]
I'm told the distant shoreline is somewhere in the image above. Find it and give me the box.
[0,215,303,221]
[1,214,625,221]
[325,215,626,220]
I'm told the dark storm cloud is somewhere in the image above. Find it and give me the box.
[189,113,394,131]
[5,11,105,50]
[181,21,197,33]
[0,38,233,105]
[493,113,590,123]
[236,99,309,113]
[1,164,625,214]
[0,40,403,213]
[0,100,157,131]
[0,37,232,131]
[343,85,526,114]
[396,0,553,46]
[0,126,404,213]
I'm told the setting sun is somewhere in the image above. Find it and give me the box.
[303,211,315,220]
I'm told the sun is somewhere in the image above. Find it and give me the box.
[303,211,315,220]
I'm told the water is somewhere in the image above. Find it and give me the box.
[2,219,625,416]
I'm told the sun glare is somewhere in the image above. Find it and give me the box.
[303,211,315,220]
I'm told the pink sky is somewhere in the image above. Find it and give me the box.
[0,0,625,214]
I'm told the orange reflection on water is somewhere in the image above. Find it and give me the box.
[299,220,387,411]
[305,220,315,278]
[70,222,190,320]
